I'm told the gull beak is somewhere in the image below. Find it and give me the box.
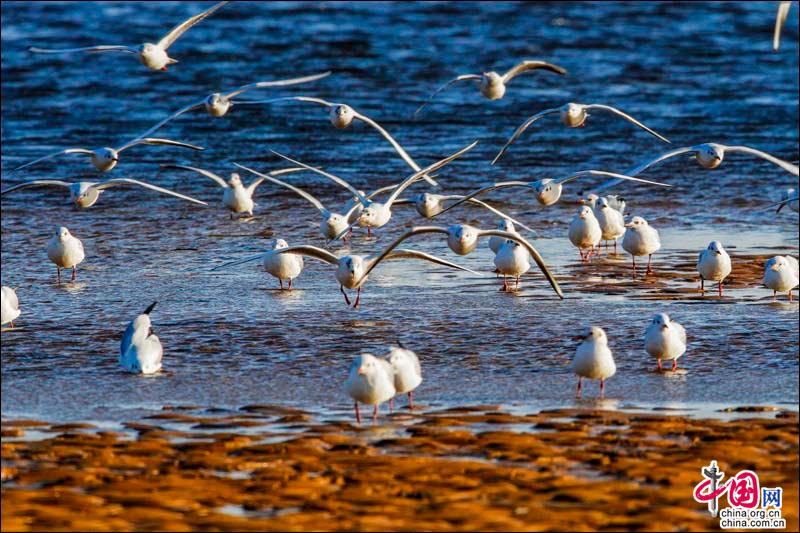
[771,264,781,271]
[661,325,668,330]
[357,367,365,376]
[625,222,634,228]
[715,251,721,255]
[572,334,584,341]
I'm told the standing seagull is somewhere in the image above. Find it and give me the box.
[385,344,422,410]
[258,96,438,186]
[697,241,732,296]
[493,102,670,164]
[215,238,304,290]
[120,302,163,375]
[414,60,567,115]
[568,206,603,261]
[47,226,85,283]
[160,164,305,218]
[13,136,203,173]
[763,256,799,302]
[1,287,21,328]
[621,216,661,275]
[1,178,208,209]
[594,197,626,253]
[30,1,230,71]
[345,353,396,423]
[141,71,332,136]
[571,326,616,399]
[644,313,687,371]
[774,2,793,51]
[493,239,533,291]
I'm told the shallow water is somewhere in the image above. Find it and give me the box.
[1,1,798,424]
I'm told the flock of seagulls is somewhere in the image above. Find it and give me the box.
[2,2,798,421]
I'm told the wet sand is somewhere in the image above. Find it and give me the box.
[3,406,797,531]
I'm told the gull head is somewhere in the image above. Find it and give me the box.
[330,104,355,129]
[205,93,231,117]
[447,224,478,255]
[351,353,380,378]
[228,173,243,188]
[652,313,671,330]
[324,213,348,239]
[138,43,172,71]
[577,205,594,220]
[577,326,607,344]
[625,216,649,229]
[707,241,725,255]
[533,179,562,206]
[497,219,515,232]
[54,226,71,240]
[358,204,388,228]
[74,183,100,208]
[768,256,791,272]
[580,193,599,208]
[696,143,724,169]
[271,238,289,250]
[388,345,418,372]
[561,103,588,127]
[416,193,441,217]
[339,255,365,288]
[597,197,610,210]
[91,148,119,172]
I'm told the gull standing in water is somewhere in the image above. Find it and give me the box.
[644,314,687,371]
[47,226,85,283]
[120,302,163,375]
[13,136,203,173]
[30,1,229,72]
[1,287,21,328]
[2,178,208,209]
[385,343,422,410]
[345,353,396,423]
[214,238,304,290]
[161,164,305,218]
[140,72,331,136]
[697,241,732,296]
[571,326,616,399]
[622,216,661,275]
[569,206,602,261]
[763,256,799,302]
[774,2,793,51]
[593,197,626,253]
[414,60,567,115]
[493,239,533,292]
[363,225,563,297]
[257,96,438,186]
[493,102,670,164]
[433,170,668,216]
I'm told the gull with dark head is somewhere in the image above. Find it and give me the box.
[493,102,670,164]
[2,178,208,209]
[415,60,567,115]
[30,1,229,71]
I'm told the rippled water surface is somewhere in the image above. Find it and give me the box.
[2,1,798,423]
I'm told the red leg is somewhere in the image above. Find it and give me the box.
[408,391,414,409]
[353,287,362,308]
[372,404,379,421]
[600,379,605,399]
[657,358,662,371]
[672,359,677,371]
[71,266,77,281]
[631,256,636,277]
[354,402,361,424]
[367,226,372,237]
[646,254,653,274]
[279,278,284,290]
[500,276,508,292]
[9,321,14,328]
[718,281,722,297]
[700,277,704,293]
[790,291,794,303]
[773,290,777,302]
[576,377,582,398]
[389,397,394,412]
[340,285,351,306]
[515,276,520,290]
[56,267,61,284]
[614,240,617,254]
[288,278,293,290]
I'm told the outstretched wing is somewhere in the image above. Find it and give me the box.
[774,2,792,51]
[225,71,333,99]
[479,230,563,299]
[117,137,204,153]
[160,164,229,188]
[157,1,230,50]
[138,100,206,139]
[94,178,208,205]
[269,245,339,266]
[233,163,328,214]
[413,74,482,116]
[360,226,450,282]
[1,180,72,195]
[558,170,672,187]
[502,60,567,82]
[12,148,94,172]
[432,181,531,218]
[270,151,369,205]
[492,107,561,164]
[30,45,136,54]
[725,145,799,176]
[583,104,670,143]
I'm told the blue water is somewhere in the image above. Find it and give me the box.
[1,1,798,423]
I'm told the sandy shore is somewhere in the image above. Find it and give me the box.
[2,406,797,532]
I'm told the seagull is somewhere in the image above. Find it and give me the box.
[493,239,534,292]
[12,137,203,173]
[774,2,793,51]
[30,1,229,72]
[214,238,304,290]
[393,192,532,230]
[140,71,332,136]
[621,216,661,275]
[581,193,627,215]
[571,326,616,399]
[256,96,438,186]
[160,164,305,217]
[120,302,162,375]
[1,287,20,328]
[385,343,422,410]
[414,60,567,115]
[234,162,391,241]
[47,226,85,283]
[592,143,799,193]
[362,225,563,298]
[764,255,799,302]
[697,241,732,296]
[258,236,481,308]
[594,197,626,253]
[345,353,396,423]
[644,313,687,371]
[433,170,668,216]
[323,142,479,241]
[492,102,670,164]
[489,219,522,254]
[1,178,208,209]
[569,206,602,261]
